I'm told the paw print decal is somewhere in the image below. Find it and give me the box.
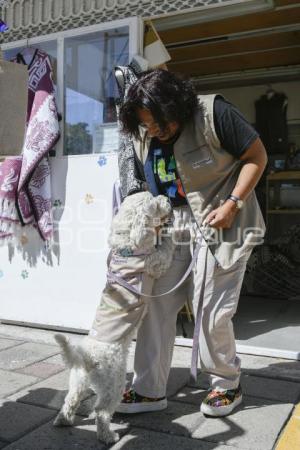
[20,234,29,246]
[97,156,107,167]
[53,199,62,208]
[21,270,29,279]
[85,194,94,204]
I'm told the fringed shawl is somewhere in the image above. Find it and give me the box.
[0,49,60,245]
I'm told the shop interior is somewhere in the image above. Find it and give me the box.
[152,0,300,358]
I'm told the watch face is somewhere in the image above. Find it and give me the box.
[236,200,243,209]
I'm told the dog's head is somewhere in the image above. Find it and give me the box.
[109,192,171,252]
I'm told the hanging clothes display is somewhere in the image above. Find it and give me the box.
[255,90,288,155]
[0,49,60,245]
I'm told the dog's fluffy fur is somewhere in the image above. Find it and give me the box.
[53,192,174,443]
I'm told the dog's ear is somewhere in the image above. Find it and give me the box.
[142,198,159,217]
[156,195,172,218]
[129,212,155,249]
[143,196,170,218]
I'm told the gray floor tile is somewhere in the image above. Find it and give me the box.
[171,386,207,406]
[41,353,65,366]
[3,416,128,450]
[111,427,241,450]
[16,360,65,379]
[0,338,24,351]
[185,372,300,404]
[240,353,300,382]
[8,370,69,407]
[7,369,94,416]
[0,369,38,398]
[0,399,56,442]
[240,373,300,403]
[192,395,294,450]
[114,400,204,438]
[6,370,69,407]
[0,324,85,346]
[0,342,60,370]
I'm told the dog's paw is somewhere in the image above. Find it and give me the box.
[146,258,171,279]
[98,430,120,444]
[145,264,162,279]
[53,412,74,427]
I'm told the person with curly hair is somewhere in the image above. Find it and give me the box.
[116,69,267,417]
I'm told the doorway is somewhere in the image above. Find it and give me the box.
[153,1,300,359]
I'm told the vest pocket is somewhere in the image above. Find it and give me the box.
[182,144,214,169]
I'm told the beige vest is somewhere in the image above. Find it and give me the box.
[133,94,266,269]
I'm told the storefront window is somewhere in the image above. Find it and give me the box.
[2,19,133,157]
[64,27,129,155]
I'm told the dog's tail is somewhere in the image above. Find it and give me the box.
[54,334,86,369]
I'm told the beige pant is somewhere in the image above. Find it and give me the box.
[132,206,250,396]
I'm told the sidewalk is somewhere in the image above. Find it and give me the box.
[0,322,300,450]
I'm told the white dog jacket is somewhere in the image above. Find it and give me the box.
[89,251,154,342]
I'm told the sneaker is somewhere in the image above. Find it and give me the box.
[200,384,242,417]
[115,389,167,414]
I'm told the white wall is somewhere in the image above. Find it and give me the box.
[0,154,118,331]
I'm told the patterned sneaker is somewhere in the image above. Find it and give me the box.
[200,385,242,417]
[115,389,167,414]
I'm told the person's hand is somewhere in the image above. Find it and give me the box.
[154,214,170,235]
[203,201,238,229]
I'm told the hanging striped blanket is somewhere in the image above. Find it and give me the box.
[0,49,60,245]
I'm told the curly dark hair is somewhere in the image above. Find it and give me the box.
[119,69,198,140]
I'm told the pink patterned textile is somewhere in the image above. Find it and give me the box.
[0,49,60,242]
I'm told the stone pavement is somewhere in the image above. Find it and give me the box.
[0,323,300,450]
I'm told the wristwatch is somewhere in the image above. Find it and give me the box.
[227,194,244,210]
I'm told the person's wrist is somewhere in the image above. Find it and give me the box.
[227,194,244,210]
[224,198,239,212]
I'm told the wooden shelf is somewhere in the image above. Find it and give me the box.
[267,171,300,181]
[267,209,300,214]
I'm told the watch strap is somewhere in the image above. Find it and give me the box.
[227,194,240,203]
[227,194,244,209]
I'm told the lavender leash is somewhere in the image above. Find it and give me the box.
[107,238,208,381]
[190,244,208,382]
[107,237,202,299]
[110,180,209,380]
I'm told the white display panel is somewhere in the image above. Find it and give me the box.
[0,154,118,331]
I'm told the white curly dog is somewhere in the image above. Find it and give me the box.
[53,191,174,444]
